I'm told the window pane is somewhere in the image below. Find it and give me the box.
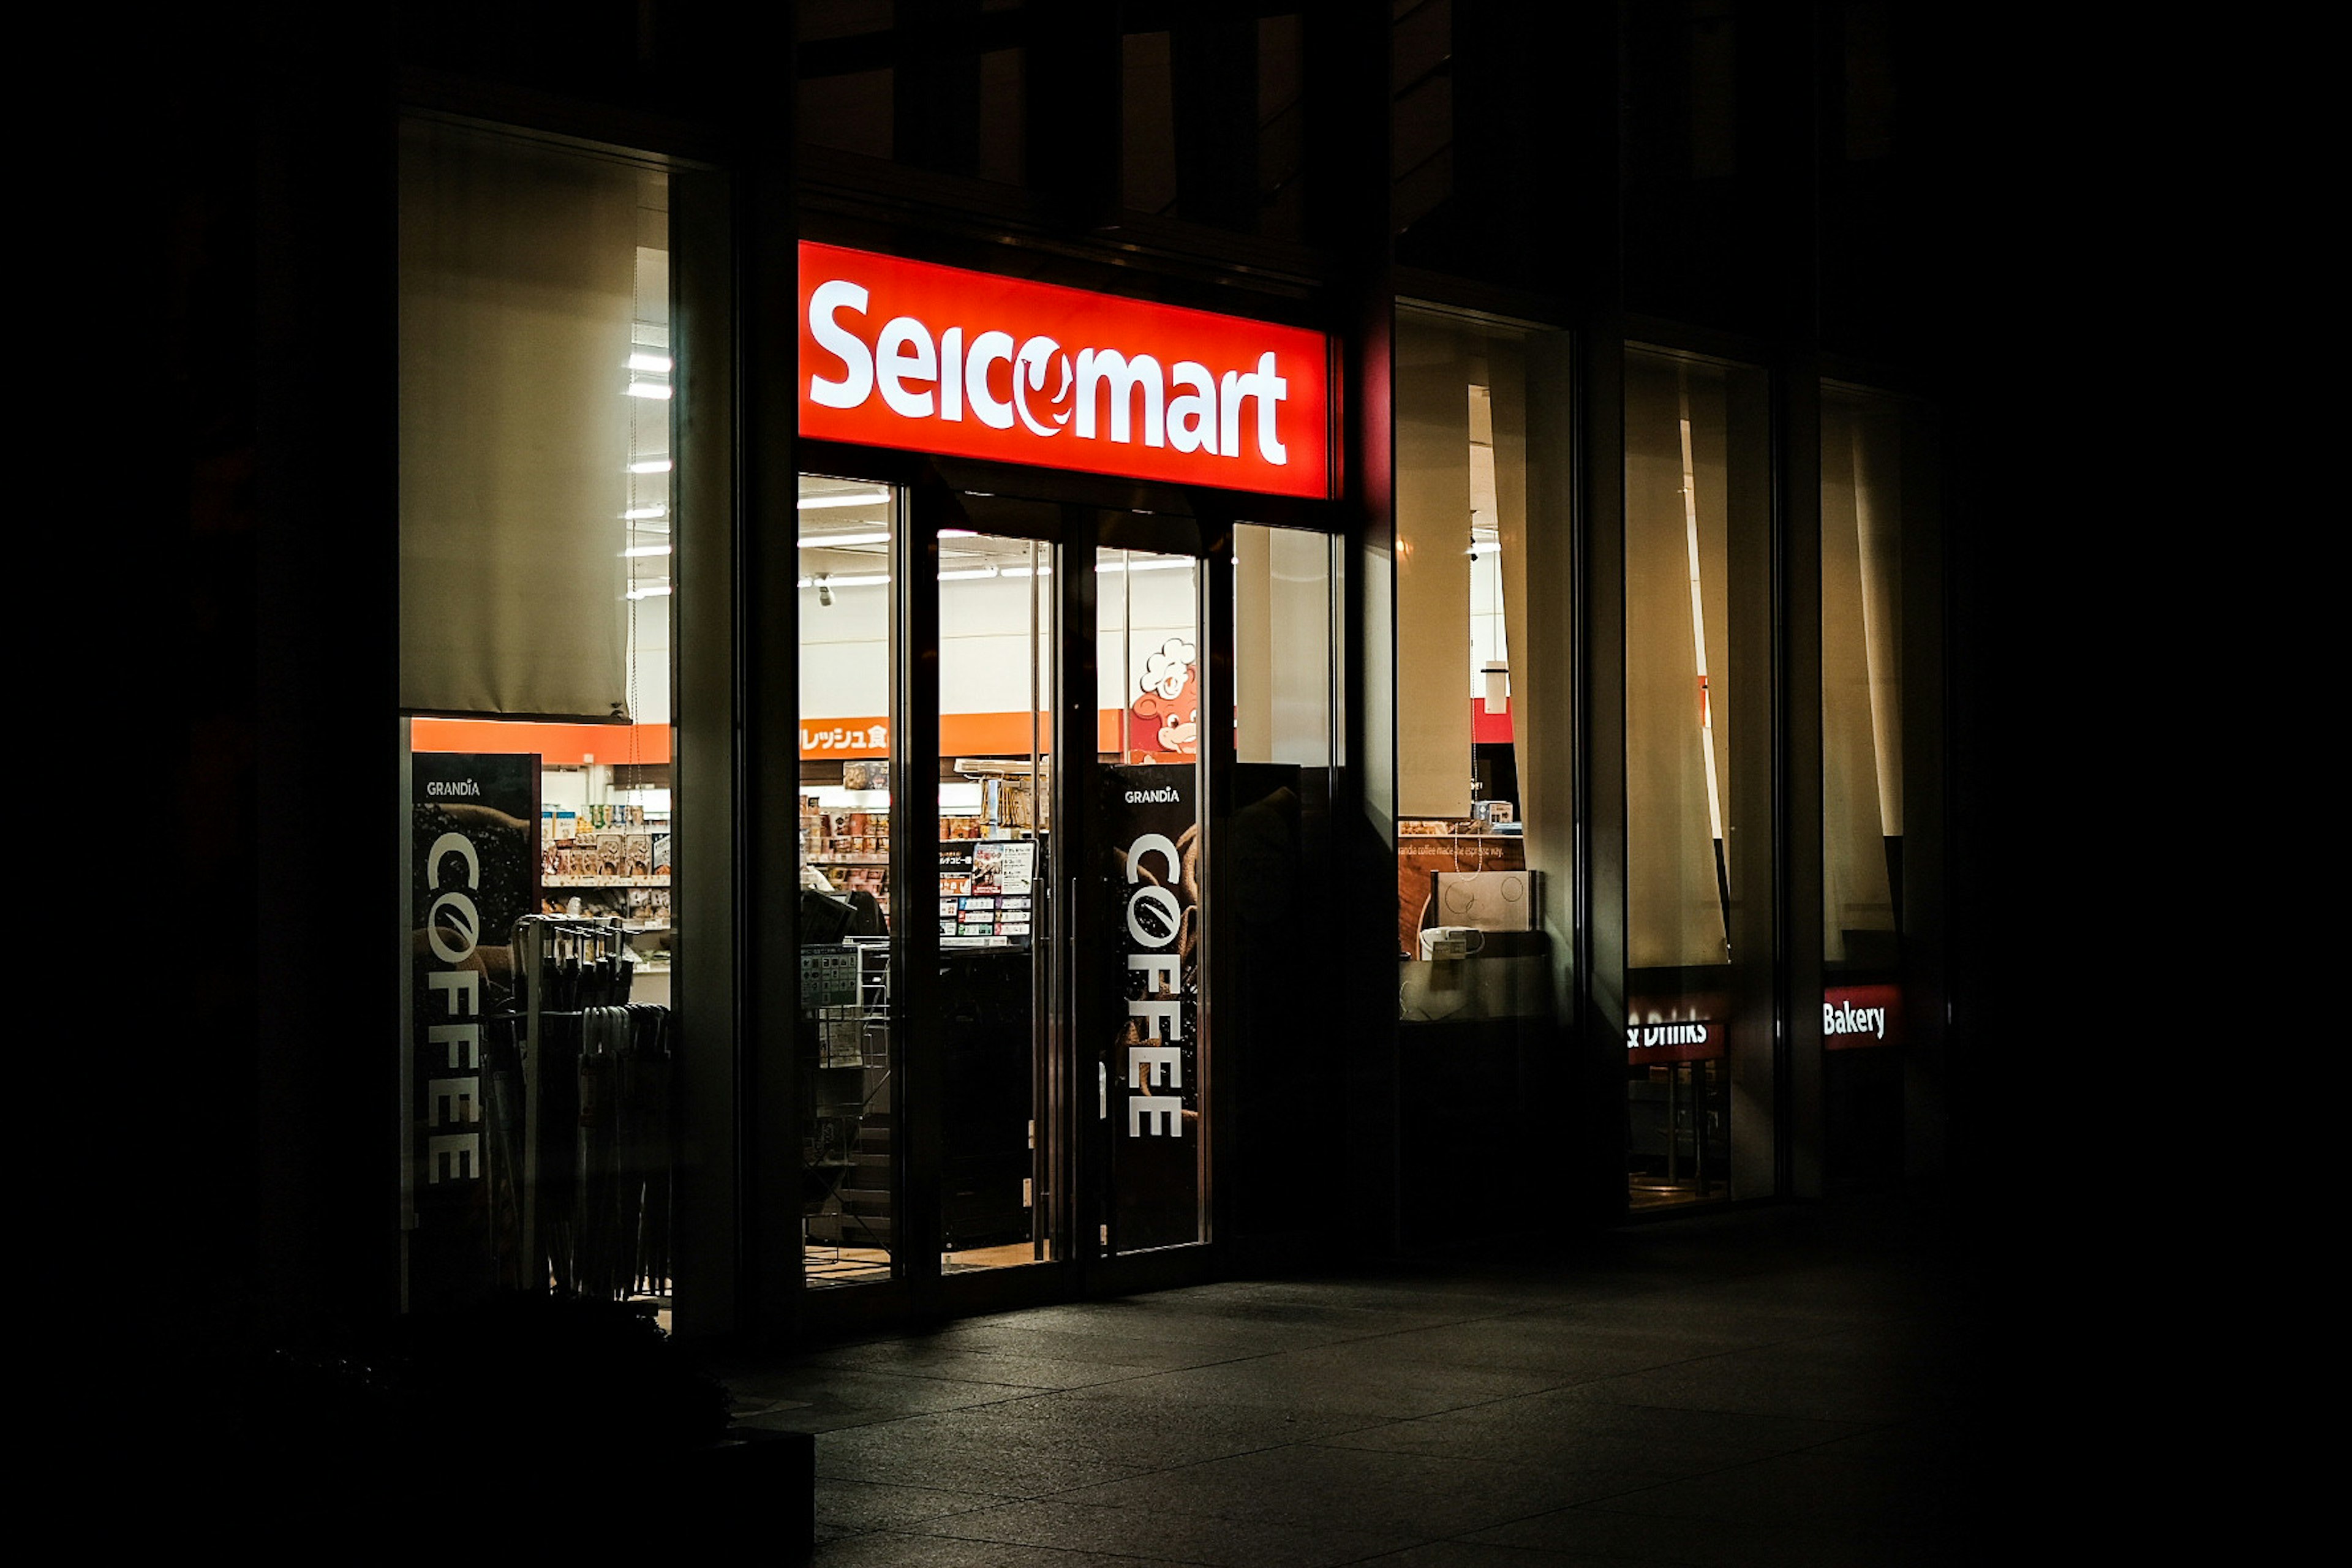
[1392,309,1568,1011]
[1624,346,1773,1208]
[1101,547,1207,1252]
[399,123,680,1318]
[1821,384,1910,1181]
[940,530,1055,1272]
[797,475,900,1287]
[1235,524,1332,768]
[1390,306,1572,1243]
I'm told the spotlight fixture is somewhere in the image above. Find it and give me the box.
[817,573,833,607]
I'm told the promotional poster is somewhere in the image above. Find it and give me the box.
[1102,763,1201,1251]
[406,751,540,1308]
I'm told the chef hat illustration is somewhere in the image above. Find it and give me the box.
[1139,637,1197,701]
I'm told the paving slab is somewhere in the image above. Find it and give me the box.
[727,1193,1988,1567]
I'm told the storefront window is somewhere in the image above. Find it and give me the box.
[1624,347,1773,1208]
[397,119,681,1314]
[1820,383,1912,1178]
[1392,309,1569,1011]
[1391,304,1573,1240]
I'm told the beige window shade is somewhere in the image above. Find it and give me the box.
[1393,315,1475,818]
[399,119,639,720]
[1626,355,1734,970]
[1821,392,1904,956]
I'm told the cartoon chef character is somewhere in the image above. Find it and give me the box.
[1130,636,1200,758]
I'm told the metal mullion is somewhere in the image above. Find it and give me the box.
[1036,524,1073,1268]
[1199,518,1237,1251]
[1777,362,1825,1200]
[897,483,946,1298]
[1060,505,1105,1273]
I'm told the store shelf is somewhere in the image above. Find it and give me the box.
[546,874,671,886]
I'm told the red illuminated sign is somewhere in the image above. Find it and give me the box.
[1627,1019,1722,1065]
[1822,984,1902,1050]
[798,243,1332,499]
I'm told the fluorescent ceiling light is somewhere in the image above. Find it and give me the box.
[938,566,1000,581]
[1000,566,1055,578]
[625,584,674,600]
[622,545,673,558]
[625,505,668,520]
[627,353,674,373]
[797,489,892,510]
[800,573,890,589]
[1099,557,1193,573]
[799,530,891,548]
[625,383,673,400]
[629,458,673,473]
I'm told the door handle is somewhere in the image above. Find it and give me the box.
[1076,875,1104,1118]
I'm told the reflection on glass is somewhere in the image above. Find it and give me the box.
[797,475,900,1287]
[1624,349,1772,1209]
[1229,524,1338,1235]
[1235,525,1333,768]
[1100,548,1209,1252]
[939,530,1056,1272]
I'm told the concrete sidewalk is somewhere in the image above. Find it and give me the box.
[706,1193,1990,1567]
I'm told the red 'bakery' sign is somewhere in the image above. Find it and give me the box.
[799,243,1331,499]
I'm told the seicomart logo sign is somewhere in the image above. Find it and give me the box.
[799,242,1332,499]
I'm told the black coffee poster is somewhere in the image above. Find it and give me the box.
[406,751,539,1310]
[1102,763,1200,1251]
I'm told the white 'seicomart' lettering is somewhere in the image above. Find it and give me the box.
[809,280,1294,466]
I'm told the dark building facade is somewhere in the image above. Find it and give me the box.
[161,2,2040,1357]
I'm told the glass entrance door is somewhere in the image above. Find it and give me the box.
[794,481,1224,1295]
[933,521,1217,1268]
[1095,544,1210,1255]
[935,527,1058,1273]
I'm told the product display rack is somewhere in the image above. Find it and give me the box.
[802,939,894,1254]
[543,809,673,974]
[802,799,892,918]
[800,794,1039,927]
[510,914,675,1301]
